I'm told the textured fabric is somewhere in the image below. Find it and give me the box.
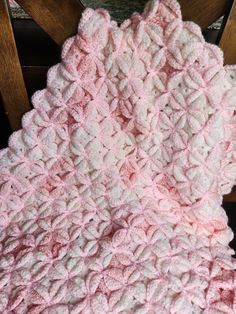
[9,0,19,7]
[1,0,236,313]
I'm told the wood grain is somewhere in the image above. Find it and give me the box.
[219,0,236,64]
[224,192,236,202]
[15,0,85,45]
[179,0,231,29]
[0,0,30,131]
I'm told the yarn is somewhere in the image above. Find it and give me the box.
[9,0,19,7]
[1,0,236,312]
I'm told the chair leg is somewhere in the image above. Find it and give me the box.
[219,0,236,65]
[0,0,30,131]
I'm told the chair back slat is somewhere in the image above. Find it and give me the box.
[16,0,85,45]
[0,0,30,131]
[224,191,236,202]
[179,0,231,29]
[219,0,236,64]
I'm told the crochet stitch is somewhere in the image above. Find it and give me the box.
[1,0,236,312]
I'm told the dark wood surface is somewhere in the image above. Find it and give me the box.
[223,186,236,202]
[0,0,30,130]
[219,0,236,65]
[16,0,85,45]
[179,0,232,30]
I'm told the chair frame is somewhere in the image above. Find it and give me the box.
[0,0,236,201]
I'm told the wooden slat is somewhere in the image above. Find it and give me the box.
[219,0,236,64]
[0,0,30,131]
[15,0,85,46]
[179,0,231,29]
[224,192,236,202]
[224,185,236,202]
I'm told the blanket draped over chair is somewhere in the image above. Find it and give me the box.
[0,0,236,312]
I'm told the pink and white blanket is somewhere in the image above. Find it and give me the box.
[1,0,236,313]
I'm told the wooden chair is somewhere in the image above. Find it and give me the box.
[1,0,236,202]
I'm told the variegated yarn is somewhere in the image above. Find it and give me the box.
[1,0,236,313]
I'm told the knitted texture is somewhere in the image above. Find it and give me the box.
[1,0,236,312]
[9,0,19,7]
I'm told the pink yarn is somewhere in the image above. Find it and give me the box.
[9,0,19,8]
[1,0,236,312]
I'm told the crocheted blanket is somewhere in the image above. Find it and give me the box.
[1,0,236,312]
